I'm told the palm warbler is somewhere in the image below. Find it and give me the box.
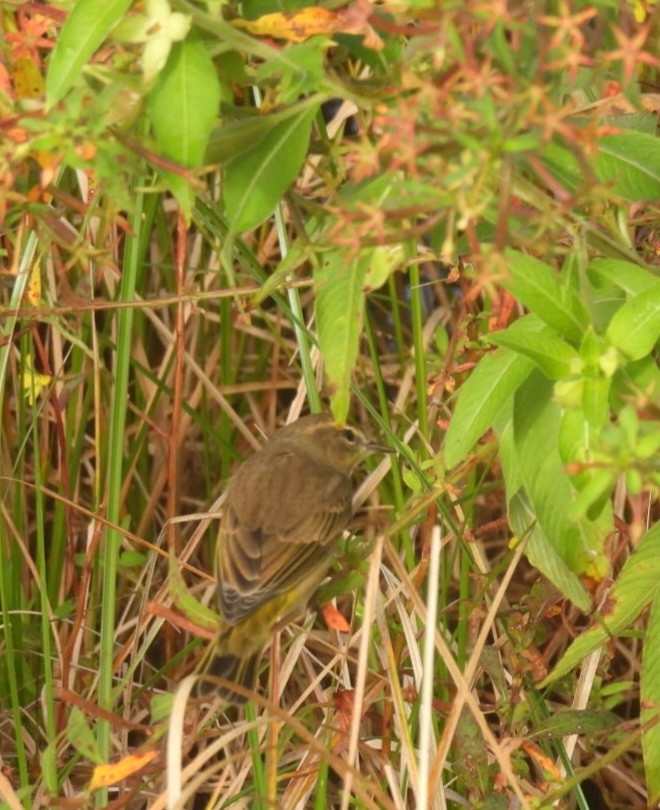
[200,413,390,703]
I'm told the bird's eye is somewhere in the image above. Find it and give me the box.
[342,428,356,443]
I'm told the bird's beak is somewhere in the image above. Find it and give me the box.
[365,439,395,454]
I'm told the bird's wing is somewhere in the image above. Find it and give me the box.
[218,452,353,624]
[217,449,353,625]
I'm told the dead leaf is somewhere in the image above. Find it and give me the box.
[233,1,383,50]
[88,750,158,792]
[321,602,351,632]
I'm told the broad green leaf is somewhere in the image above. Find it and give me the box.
[444,348,534,469]
[509,491,591,611]
[224,104,318,233]
[642,593,660,805]
[596,131,660,201]
[149,36,220,168]
[206,95,323,164]
[46,0,133,105]
[315,250,368,424]
[603,111,659,136]
[558,409,615,519]
[589,258,658,298]
[67,706,102,764]
[503,250,589,343]
[568,468,616,522]
[542,522,660,684]
[606,281,660,361]
[487,313,580,380]
[514,372,610,576]
[149,35,221,218]
[492,400,588,606]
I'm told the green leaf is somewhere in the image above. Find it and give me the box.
[541,521,660,685]
[581,375,611,429]
[255,38,329,104]
[606,281,660,361]
[508,491,591,611]
[206,96,323,164]
[514,372,611,577]
[314,250,368,424]
[444,348,534,469]
[363,244,406,292]
[596,131,660,201]
[46,0,133,105]
[149,35,221,218]
[530,708,618,740]
[151,692,174,724]
[67,706,102,764]
[642,593,660,805]
[487,314,580,380]
[223,104,318,233]
[503,250,589,343]
[168,553,220,632]
[149,36,221,169]
[589,258,658,298]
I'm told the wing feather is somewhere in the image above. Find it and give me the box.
[217,447,353,625]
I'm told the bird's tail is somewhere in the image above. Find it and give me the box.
[203,648,261,704]
[196,625,265,704]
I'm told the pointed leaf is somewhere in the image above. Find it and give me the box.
[149,35,221,218]
[596,131,660,201]
[542,522,660,684]
[508,491,591,611]
[589,258,658,298]
[315,250,368,424]
[642,593,660,805]
[503,250,589,343]
[47,0,133,105]
[224,104,318,232]
[444,348,534,468]
[514,372,611,577]
[488,313,580,379]
[606,282,660,361]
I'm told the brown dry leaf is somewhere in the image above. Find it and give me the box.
[233,1,383,50]
[88,750,158,792]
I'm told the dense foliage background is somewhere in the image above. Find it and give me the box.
[0,0,659,807]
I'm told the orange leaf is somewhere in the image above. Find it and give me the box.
[88,750,158,792]
[520,741,562,781]
[321,602,351,632]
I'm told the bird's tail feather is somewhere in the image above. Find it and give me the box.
[195,623,264,704]
[203,649,261,704]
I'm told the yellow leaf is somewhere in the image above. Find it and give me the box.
[88,750,158,792]
[233,7,336,42]
[25,262,41,307]
[12,56,45,99]
[22,356,51,406]
[232,1,383,49]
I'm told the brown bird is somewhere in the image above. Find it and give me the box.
[200,413,390,703]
